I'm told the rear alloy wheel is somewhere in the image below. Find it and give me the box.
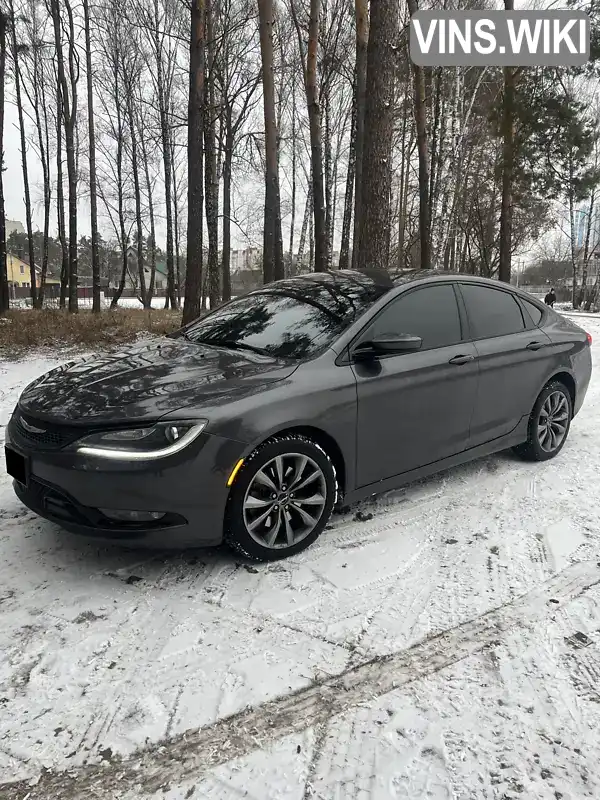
[225,435,337,561]
[514,381,572,462]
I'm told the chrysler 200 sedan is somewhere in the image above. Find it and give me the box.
[5,270,593,561]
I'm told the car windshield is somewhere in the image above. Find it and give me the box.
[181,273,389,360]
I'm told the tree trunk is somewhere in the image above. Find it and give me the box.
[578,192,595,308]
[357,0,398,272]
[83,0,101,312]
[28,33,51,308]
[429,67,442,237]
[0,12,7,315]
[397,96,409,270]
[171,139,181,308]
[569,183,578,308]
[183,0,206,324]
[51,0,78,312]
[339,82,356,272]
[128,93,146,308]
[258,0,284,284]
[304,0,327,272]
[141,129,157,307]
[352,0,368,270]
[324,87,334,269]
[55,83,68,309]
[65,0,78,310]
[297,188,312,271]
[309,195,315,271]
[407,0,430,270]
[110,79,128,309]
[10,2,37,306]
[151,0,176,310]
[204,0,220,309]
[288,78,297,276]
[498,0,515,284]
[222,128,233,302]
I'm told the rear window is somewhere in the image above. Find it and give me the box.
[461,284,525,339]
[522,298,544,326]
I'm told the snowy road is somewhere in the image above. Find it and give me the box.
[1,318,600,799]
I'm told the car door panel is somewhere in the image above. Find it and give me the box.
[351,283,479,488]
[353,343,479,487]
[458,282,555,448]
[469,330,553,446]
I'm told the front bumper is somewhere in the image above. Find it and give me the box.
[5,416,246,549]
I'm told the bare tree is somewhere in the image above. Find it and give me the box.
[290,0,327,272]
[204,0,220,308]
[49,0,79,312]
[83,0,101,311]
[407,0,430,270]
[498,0,514,284]
[351,0,367,270]
[215,0,261,300]
[258,0,284,283]
[19,0,53,306]
[356,0,398,271]
[0,7,7,314]
[9,0,37,305]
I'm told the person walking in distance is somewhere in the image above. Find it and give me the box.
[544,287,556,308]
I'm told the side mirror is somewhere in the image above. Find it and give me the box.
[354,333,423,360]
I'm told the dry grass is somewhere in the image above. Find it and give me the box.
[0,308,182,358]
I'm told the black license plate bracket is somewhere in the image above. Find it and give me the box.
[5,447,29,487]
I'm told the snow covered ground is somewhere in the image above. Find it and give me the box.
[1,317,600,799]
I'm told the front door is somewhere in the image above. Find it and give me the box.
[353,283,479,488]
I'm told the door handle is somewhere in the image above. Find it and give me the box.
[449,354,475,365]
[526,341,544,351]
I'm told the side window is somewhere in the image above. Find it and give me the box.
[370,285,462,350]
[461,284,525,339]
[521,298,544,326]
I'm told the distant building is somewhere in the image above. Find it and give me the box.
[124,247,169,293]
[574,206,600,252]
[231,247,261,273]
[7,252,60,293]
[7,253,32,288]
[6,220,25,238]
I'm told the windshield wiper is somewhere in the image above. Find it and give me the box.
[218,340,271,356]
[184,335,270,357]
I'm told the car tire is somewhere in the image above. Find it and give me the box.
[224,435,338,562]
[514,380,572,462]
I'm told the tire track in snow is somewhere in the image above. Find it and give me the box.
[4,559,599,800]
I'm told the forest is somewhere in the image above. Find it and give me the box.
[1,0,600,319]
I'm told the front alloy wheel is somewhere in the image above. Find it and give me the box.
[243,454,327,550]
[225,436,337,561]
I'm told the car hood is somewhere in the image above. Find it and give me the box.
[18,338,298,425]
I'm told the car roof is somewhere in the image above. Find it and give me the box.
[264,269,395,293]
[390,268,508,287]
[264,269,542,307]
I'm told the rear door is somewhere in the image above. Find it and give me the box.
[459,282,553,448]
[353,283,479,487]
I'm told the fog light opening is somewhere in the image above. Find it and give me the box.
[99,509,166,523]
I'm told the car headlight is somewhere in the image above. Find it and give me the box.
[72,421,207,461]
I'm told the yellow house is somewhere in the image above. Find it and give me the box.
[7,253,60,288]
[7,253,33,287]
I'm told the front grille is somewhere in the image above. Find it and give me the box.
[13,411,81,451]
